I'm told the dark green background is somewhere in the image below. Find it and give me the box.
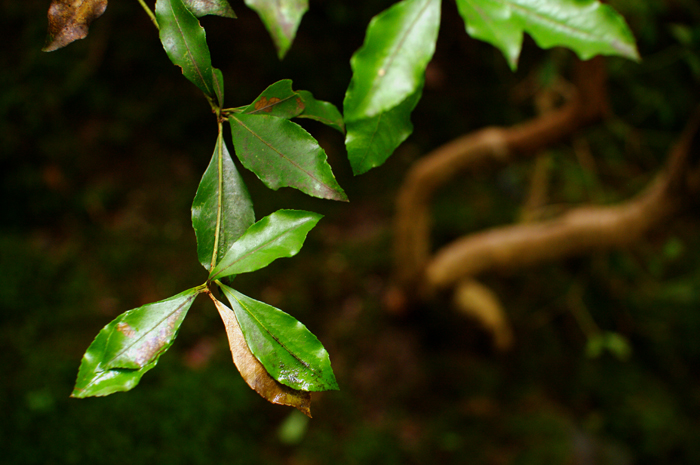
[2,1,700,463]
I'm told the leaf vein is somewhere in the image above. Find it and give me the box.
[212,220,308,279]
[366,0,434,104]
[230,115,336,197]
[168,0,212,95]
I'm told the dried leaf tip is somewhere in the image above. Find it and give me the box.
[212,296,313,417]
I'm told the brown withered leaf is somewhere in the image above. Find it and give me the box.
[212,296,312,417]
[43,0,108,52]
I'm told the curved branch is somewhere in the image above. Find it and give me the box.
[426,106,700,289]
[394,58,609,291]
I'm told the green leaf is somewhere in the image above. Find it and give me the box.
[240,80,344,132]
[156,0,216,100]
[245,0,308,59]
[213,67,225,108]
[455,0,640,71]
[228,113,348,201]
[192,134,255,271]
[346,82,423,175]
[243,80,306,119]
[183,0,236,18]
[296,91,345,133]
[212,296,312,416]
[220,284,339,391]
[343,0,440,121]
[72,287,202,398]
[211,209,321,280]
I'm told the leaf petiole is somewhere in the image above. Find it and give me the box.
[137,0,159,29]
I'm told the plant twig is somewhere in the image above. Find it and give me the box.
[393,58,609,295]
[426,104,700,289]
[137,0,159,30]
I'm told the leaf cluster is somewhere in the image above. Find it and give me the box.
[65,0,344,416]
[42,0,640,415]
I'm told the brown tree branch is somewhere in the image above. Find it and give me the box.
[426,106,700,289]
[394,58,609,293]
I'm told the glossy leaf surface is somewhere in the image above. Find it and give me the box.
[156,0,216,100]
[212,297,312,416]
[343,0,440,121]
[245,0,308,59]
[243,80,306,119]
[220,284,339,392]
[211,209,321,280]
[192,135,254,271]
[240,80,344,132]
[72,287,201,397]
[455,0,640,70]
[228,113,347,201]
[213,67,225,107]
[43,0,108,52]
[183,0,236,18]
[346,83,423,175]
[296,91,345,133]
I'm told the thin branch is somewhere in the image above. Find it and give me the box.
[394,58,609,292]
[426,105,700,290]
[137,0,159,30]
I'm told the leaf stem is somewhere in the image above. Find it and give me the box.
[209,123,225,271]
[137,0,159,30]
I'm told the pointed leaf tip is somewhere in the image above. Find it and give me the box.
[244,0,308,59]
[211,209,322,280]
[346,82,424,175]
[342,0,439,173]
[212,296,312,417]
[455,0,640,70]
[72,287,201,397]
[220,284,339,392]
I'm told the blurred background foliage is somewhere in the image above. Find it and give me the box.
[2,0,700,463]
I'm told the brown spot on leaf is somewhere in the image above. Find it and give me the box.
[254,97,269,111]
[266,97,281,109]
[254,96,281,112]
[116,322,136,338]
[43,0,108,52]
[130,310,183,367]
[212,297,312,417]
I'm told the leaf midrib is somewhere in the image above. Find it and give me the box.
[211,216,310,279]
[358,0,434,115]
[246,92,301,115]
[496,0,636,56]
[167,0,212,95]
[229,115,339,198]
[81,293,196,391]
[229,291,332,389]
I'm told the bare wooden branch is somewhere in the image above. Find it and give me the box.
[426,106,700,289]
[394,58,609,292]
